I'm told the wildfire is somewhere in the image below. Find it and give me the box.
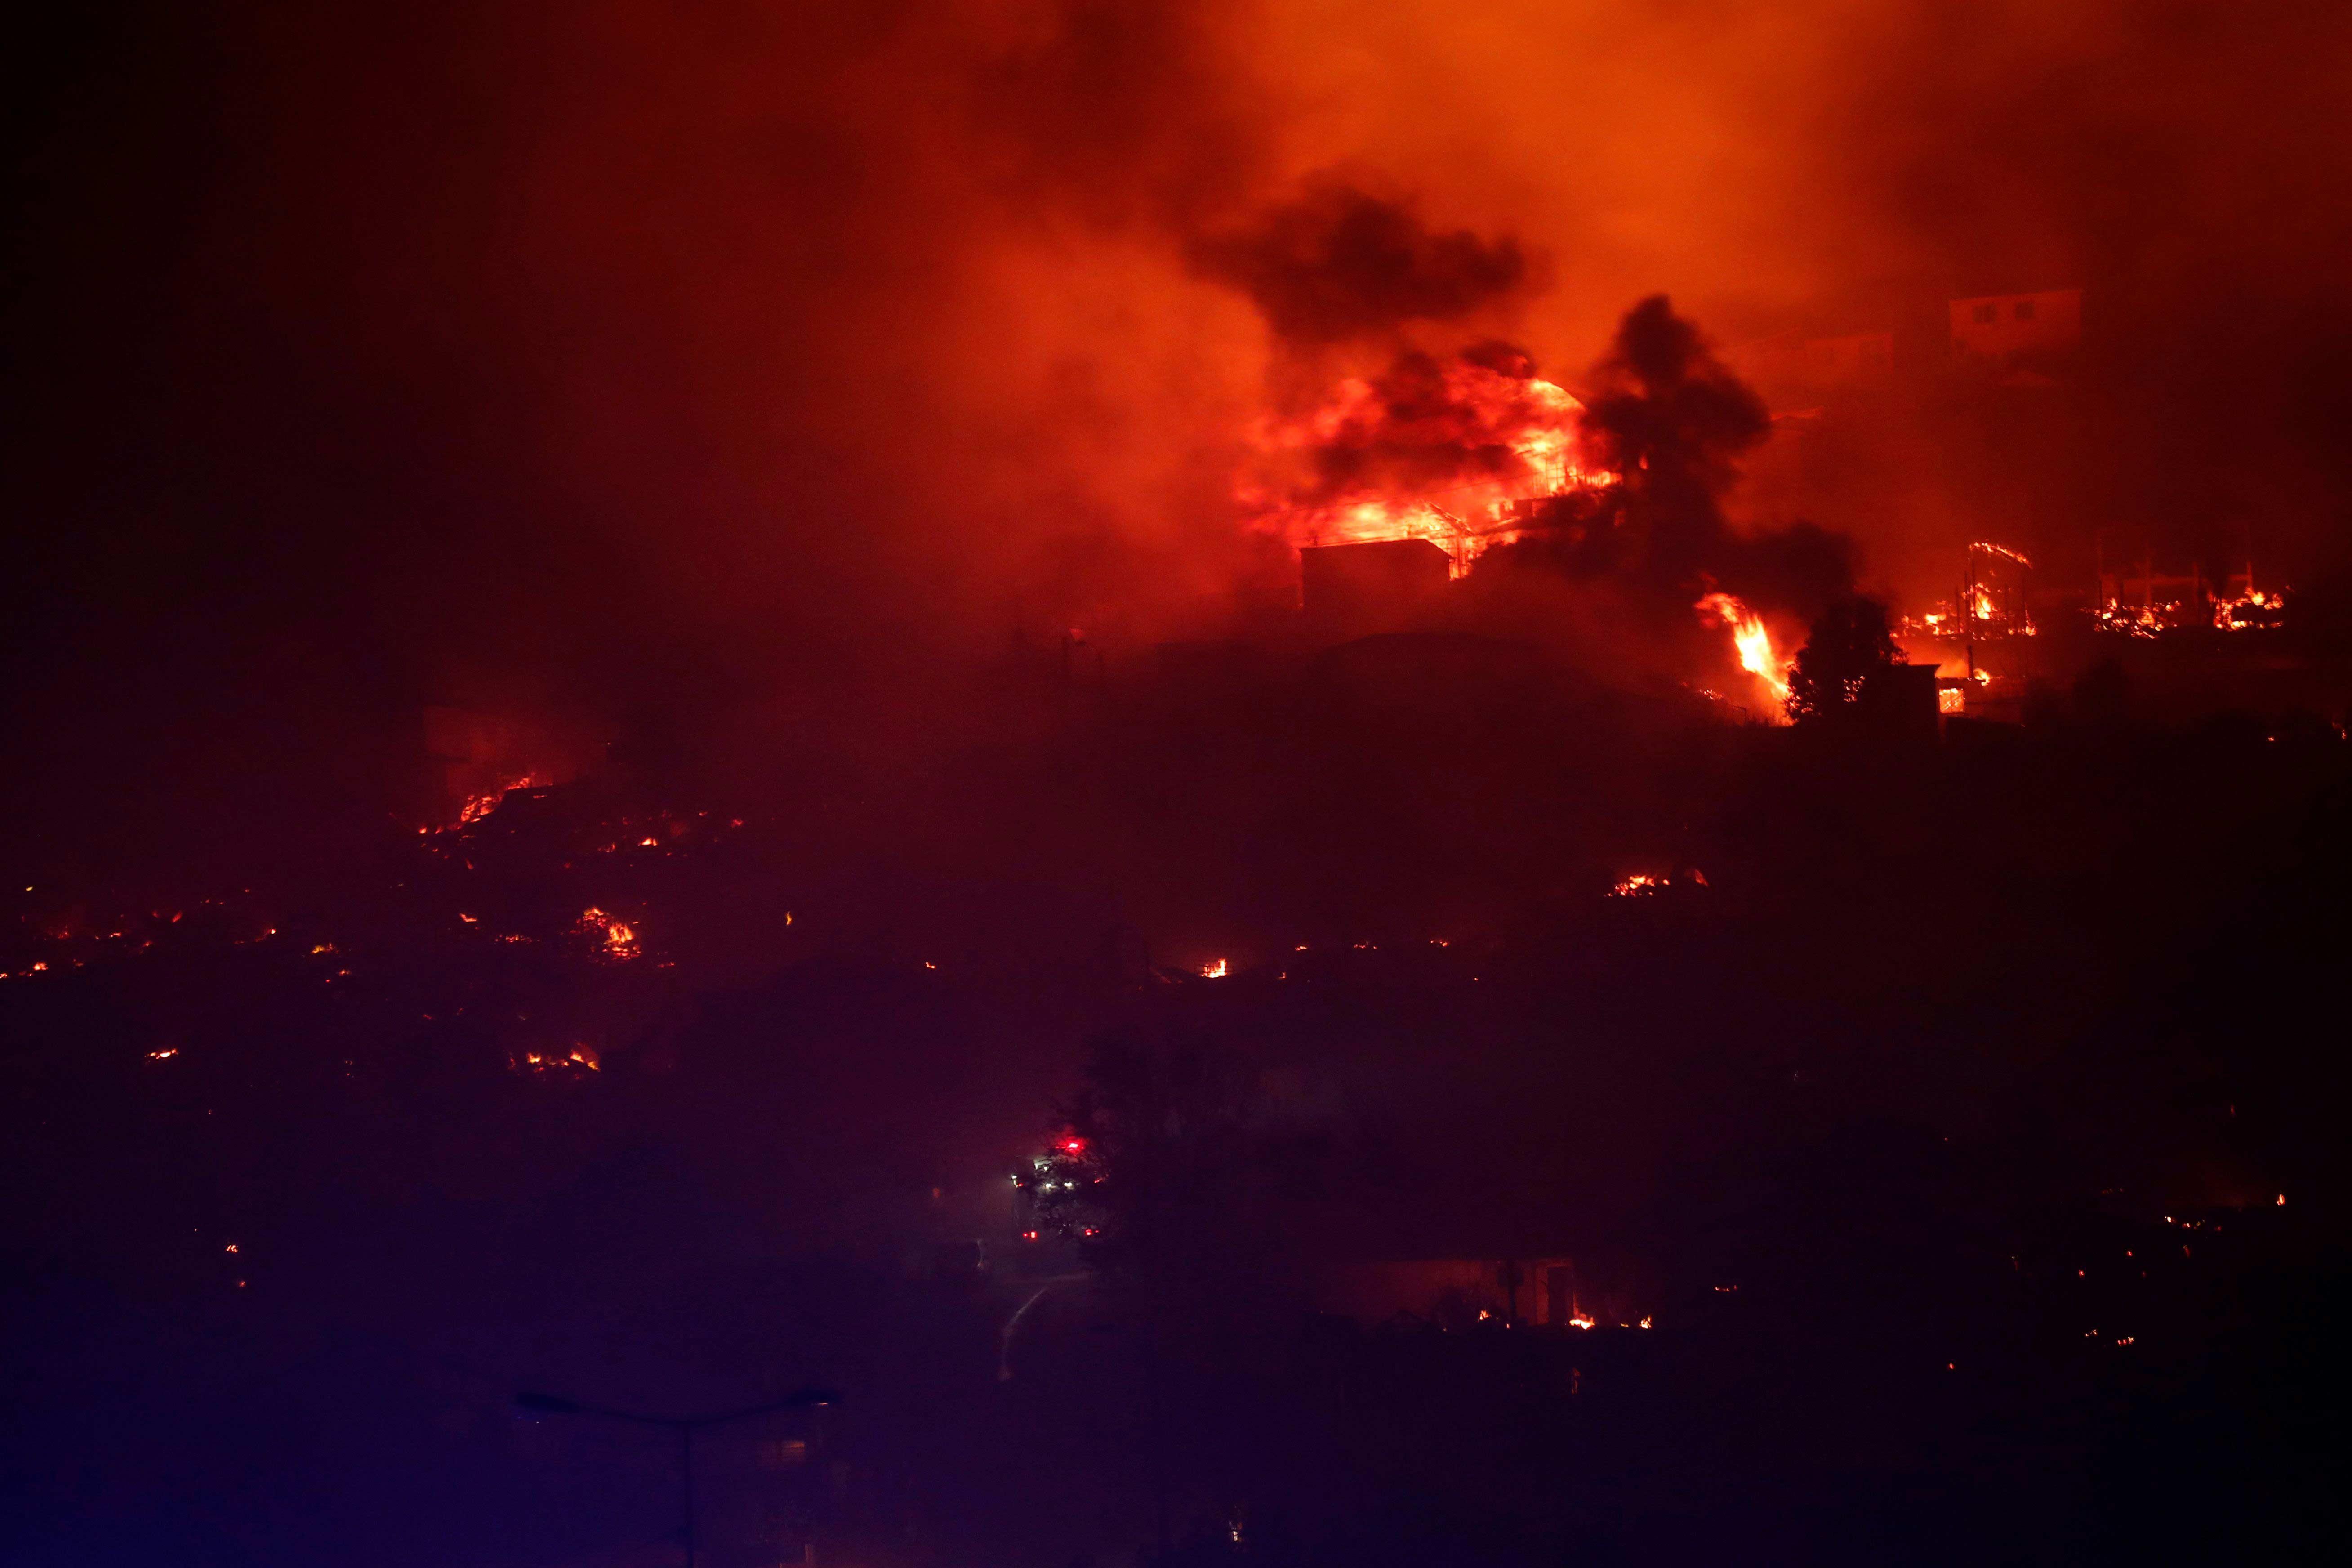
[2095,560,2288,636]
[1241,352,1609,574]
[575,907,640,961]
[1201,958,1229,978]
[2213,585,2287,630]
[516,1045,601,1074]
[1694,592,1791,712]
[453,774,546,828]
[1610,869,1705,898]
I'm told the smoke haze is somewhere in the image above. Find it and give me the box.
[1190,179,1537,347]
[8,0,2352,860]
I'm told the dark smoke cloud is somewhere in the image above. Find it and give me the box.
[1582,295,1771,510]
[1189,178,1535,346]
[1481,296,1855,638]
[1577,295,1771,589]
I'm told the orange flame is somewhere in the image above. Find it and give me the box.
[576,907,641,961]
[1242,358,1608,574]
[451,774,548,829]
[1694,592,1791,713]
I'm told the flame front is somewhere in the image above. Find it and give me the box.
[1695,592,1791,712]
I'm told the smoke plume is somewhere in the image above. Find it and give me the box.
[1570,296,1855,621]
[1190,179,1536,347]
[11,0,2352,869]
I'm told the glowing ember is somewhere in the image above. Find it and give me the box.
[452,774,546,828]
[1610,869,1703,898]
[516,1045,601,1074]
[1694,592,1791,711]
[575,907,641,961]
[2094,557,2287,635]
[2213,585,2288,630]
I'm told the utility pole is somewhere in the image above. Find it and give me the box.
[1960,548,1976,682]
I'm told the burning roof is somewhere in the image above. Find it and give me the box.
[1239,346,1608,575]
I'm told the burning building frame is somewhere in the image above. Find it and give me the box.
[2094,539,2291,637]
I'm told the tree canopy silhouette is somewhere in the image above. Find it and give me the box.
[1786,597,1900,724]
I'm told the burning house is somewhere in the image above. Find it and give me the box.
[2095,546,2290,637]
[1241,347,1608,579]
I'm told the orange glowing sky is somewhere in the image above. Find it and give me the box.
[15,1,2352,711]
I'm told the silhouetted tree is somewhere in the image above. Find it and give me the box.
[1786,597,1899,724]
[1578,295,1770,588]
